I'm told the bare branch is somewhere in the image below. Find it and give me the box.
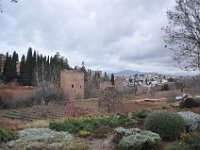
[163,0,200,71]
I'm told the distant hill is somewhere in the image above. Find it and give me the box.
[114,70,140,77]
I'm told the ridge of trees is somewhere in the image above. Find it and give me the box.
[1,47,111,88]
[2,47,71,86]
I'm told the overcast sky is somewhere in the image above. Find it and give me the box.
[0,0,192,75]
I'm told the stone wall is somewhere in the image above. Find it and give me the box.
[0,86,34,101]
[100,77,126,92]
[60,70,84,100]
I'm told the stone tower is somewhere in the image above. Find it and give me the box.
[60,70,84,100]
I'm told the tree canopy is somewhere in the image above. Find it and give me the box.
[163,0,200,71]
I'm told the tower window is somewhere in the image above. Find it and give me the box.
[72,85,74,88]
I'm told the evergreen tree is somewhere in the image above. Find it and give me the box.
[23,47,33,85]
[2,53,10,81]
[12,51,18,79]
[81,61,85,71]
[3,52,18,82]
[15,49,71,86]
[104,72,109,81]
[111,73,115,85]
[19,55,25,85]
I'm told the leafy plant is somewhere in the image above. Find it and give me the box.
[186,132,200,150]
[132,108,151,119]
[180,131,190,143]
[0,128,16,144]
[50,115,123,134]
[179,97,200,108]
[144,111,186,140]
[93,126,113,138]
[115,127,161,150]
[78,130,91,138]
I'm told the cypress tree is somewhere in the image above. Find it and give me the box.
[111,73,115,85]
[19,55,25,85]
[2,53,10,82]
[12,51,18,79]
[3,52,18,82]
[23,47,33,85]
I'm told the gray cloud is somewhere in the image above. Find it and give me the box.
[0,0,188,74]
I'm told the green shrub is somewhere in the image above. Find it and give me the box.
[78,130,91,138]
[0,128,16,144]
[50,116,122,134]
[115,127,161,150]
[49,122,65,131]
[132,109,151,119]
[179,97,200,108]
[161,84,170,91]
[164,141,191,150]
[93,126,113,138]
[108,116,120,127]
[186,132,200,150]
[144,111,186,140]
[117,113,131,125]
[82,123,94,132]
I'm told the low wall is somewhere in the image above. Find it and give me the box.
[0,86,34,101]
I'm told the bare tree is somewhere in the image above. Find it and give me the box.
[0,0,18,13]
[98,87,122,113]
[163,0,200,71]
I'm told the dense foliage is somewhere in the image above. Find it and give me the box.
[50,115,129,134]
[179,97,200,108]
[144,111,186,140]
[0,128,16,144]
[2,48,70,86]
[185,132,200,150]
[132,108,151,119]
[114,127,161,150]
[2,52,18,82]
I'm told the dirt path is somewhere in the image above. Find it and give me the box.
[87,134,114,150]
